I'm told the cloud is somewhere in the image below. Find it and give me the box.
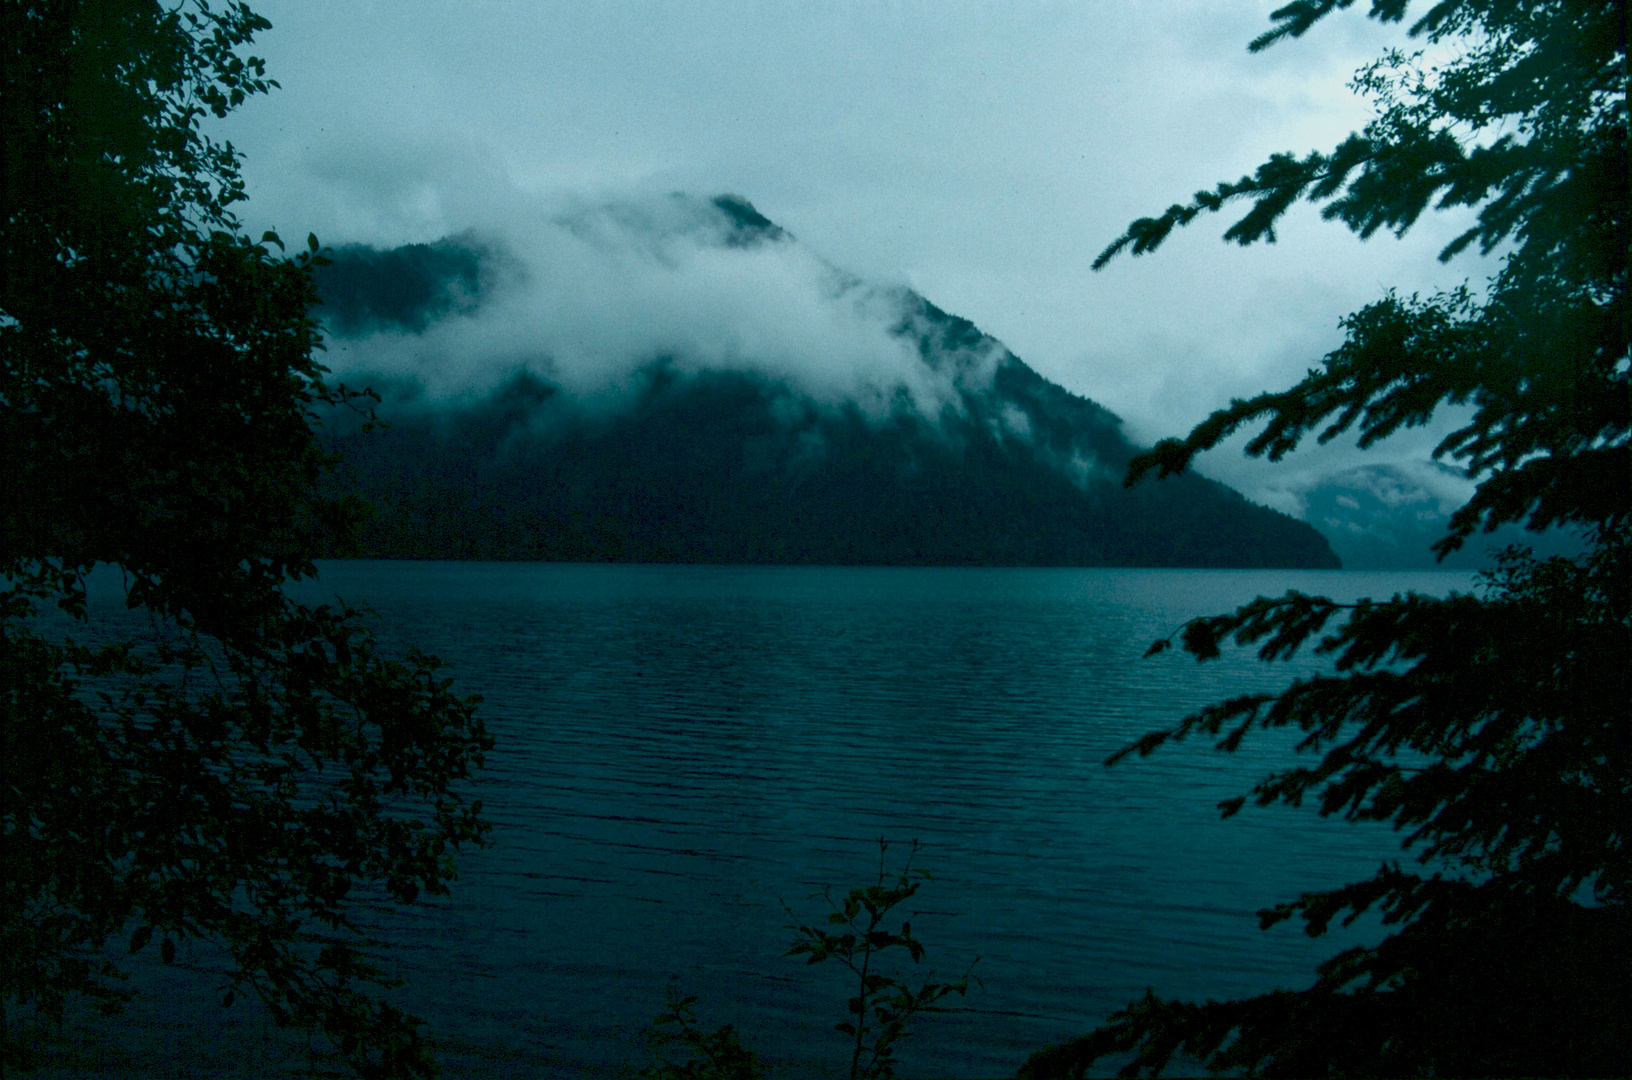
[320,191,1004,422]
[1190,416,1477,520]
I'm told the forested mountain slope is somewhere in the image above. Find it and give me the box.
[313,196,1340,568]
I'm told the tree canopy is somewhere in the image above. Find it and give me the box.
[2,3,491,1076]
[1023,0,1627,1075]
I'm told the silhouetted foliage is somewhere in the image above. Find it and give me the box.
[1,3,490,1076]
[784,839,979,1080]
[641,839,976,1080]
[638,985,765,1080]
[1024,0,1627,1076]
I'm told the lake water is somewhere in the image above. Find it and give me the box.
[38,563,1475,1078]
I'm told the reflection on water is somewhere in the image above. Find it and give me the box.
[42,563,1474,1078]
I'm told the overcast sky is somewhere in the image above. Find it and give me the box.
[216,0,1495,513]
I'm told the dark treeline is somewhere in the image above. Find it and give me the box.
[319,368,1338,567]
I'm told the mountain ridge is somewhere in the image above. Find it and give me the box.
[311,195,1341,569]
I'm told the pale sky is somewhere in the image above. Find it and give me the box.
[216,0,1495,515]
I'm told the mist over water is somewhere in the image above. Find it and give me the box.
[47,563,1474,1077]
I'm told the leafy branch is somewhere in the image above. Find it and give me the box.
[638,985,763,1080]
[783,838,980,1080]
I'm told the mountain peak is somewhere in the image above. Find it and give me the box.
[708,194,787,246]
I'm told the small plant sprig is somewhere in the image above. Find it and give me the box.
[784,838,980,1080]
[638,983,763,1080]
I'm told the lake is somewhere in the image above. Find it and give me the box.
[40,562,1476,1078]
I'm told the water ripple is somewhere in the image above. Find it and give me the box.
[54,563,1470,1078]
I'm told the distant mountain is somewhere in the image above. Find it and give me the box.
[1301,463,1586,570]
[311,196,1340,568]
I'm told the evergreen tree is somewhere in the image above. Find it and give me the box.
[1023,0,1627,1075]
[2,3,491,1075]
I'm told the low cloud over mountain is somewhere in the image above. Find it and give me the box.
[312,194,1339,568]
[317,194,994,418]
[1300,462,1586,570]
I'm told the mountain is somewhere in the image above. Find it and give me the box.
[1300,463,1587,570]
[310,195,1340,568]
